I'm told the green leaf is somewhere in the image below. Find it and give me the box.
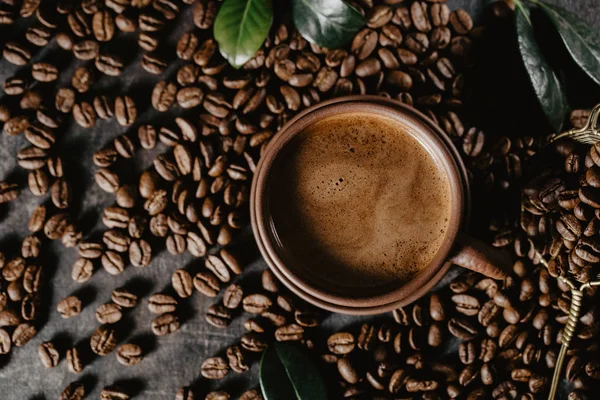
[213,0,273,69]
[260,342,327,400]
[535,1,600,87]
[292,0,365,49]
[515,4,568,132]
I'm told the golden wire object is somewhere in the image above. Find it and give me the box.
[529,106,600,399]
[547,103,600,144]
[536,253,600,400]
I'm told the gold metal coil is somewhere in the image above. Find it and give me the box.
[561,289,583,346]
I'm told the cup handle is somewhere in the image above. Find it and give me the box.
[449,233,512,279]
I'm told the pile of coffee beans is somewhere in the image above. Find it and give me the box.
[1,0,597,399]
[518,111,600,284]
[321,261,599,399]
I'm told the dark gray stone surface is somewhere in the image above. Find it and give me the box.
[0,1,597,399]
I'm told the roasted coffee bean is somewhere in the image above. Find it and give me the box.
[148,293,177,314]
[450,8,473,35]
[44,212,69,240]
[358,323,377,351]
[96,54,124,76]
[56,32,74,50]
[261,269,280,293]
[57,295,82,319]
[0,328,11,354]
[226,345,248,373]
[239,389,262,400]
[205,254,231,282]
[142,52,167,74]
[92,10,115,41]
[4,78,28,96]
[499,325,519,348]
[114,96,136,126]
[275,324,304,341]
[328,332,355,354]
[177,86,204,109]
[94,148,118,168]
[166,234,187,255]
[243,294,272,314]
[3,42,31,65]
[20,90,42,109]
[452,294,481,316]
[338,357,359,384]
[7,280,24,302]
[139,170,161,199]
[459,340,476,365]
[194,271,220,297]
[428,323,443,347]
[428,293,446,321]
[176,387,196,400]
[68,9,91,37]
[241,332,268,352]
[31,62,58,82]
[103,230,130,253]
[50,178,70,209]
[102,251,125,275]
[0,182,19,203]
[448,318,478,340]
[152,80,177,112]
[223,284,243,309]
[2,257,24,281]
[101,207,128,230]
[206,304,233,328]
[96,303,122,324]
[411,1,431,32]
[17,307,37,329]
[116,343,143,366]
[149,214,169,238]
[0,309,20,327]
[72,39,100,60]
[79,242,103,259]
[176,32,198,60]
[4,115,29,135]
[25,123,55,150]
[114,135,136,160]
[171,269,193,298]
[96,168,120,193]
[91,95,113,120]
[72,66,94,93]
[111,288,137,309]
[90,325,117,356]
[23,263,42,293]
[244,318,265,333]
[73,101,96,128]
[17,146,48,170]
[39,106,63,127]
[59,381,85,400]
[100,387,129,400]
[71,258,94,283]
[201,357,229,380]
[135,126,156,151]
[38,341,60,368]
[26,25,52,46]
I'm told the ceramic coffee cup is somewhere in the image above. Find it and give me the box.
[251,96,511,315]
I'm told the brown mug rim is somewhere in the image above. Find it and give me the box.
[250,96,470,314]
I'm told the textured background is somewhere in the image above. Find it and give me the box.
[0,1,598,399]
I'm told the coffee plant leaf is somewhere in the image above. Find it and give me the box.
[260,342,327,400]
[214,0,273,69]
[292,0,365,49]
[516,3,568,132]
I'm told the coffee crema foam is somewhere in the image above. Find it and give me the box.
[269,113,452,288]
